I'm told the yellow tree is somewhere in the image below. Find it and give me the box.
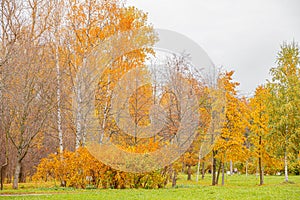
[65,0,156,148]
[249,85,270,185]
[214,71,249,185]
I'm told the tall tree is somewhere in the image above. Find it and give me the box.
[66,0,156,149]
[267,42,300,182]
[249,85,270,185]
[52,0,65,154]
[214,71,249,185]
[0,0,56,189]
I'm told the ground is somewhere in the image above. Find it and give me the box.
[1,174,300,199]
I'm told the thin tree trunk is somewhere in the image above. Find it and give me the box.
[169,164,173,181]
[56,43,65,185]
[196,160,200,182]
[284,149,288,182]
[100,65,111,144]
[81,57,88,147]
[196,145,202,182]
[55,35,63,154]
[259,135,264,185]
[216,161,222,185]
[221,162,225,186]
[172,171,177,188]
[75,83,82,149]
[201,161,205,180]
[230,160,233,175]
[187,165,192,180]
[212,151,217,185]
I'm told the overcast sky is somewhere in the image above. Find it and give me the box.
[126,0,300,95]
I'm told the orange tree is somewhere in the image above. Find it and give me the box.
[213,71,250,185]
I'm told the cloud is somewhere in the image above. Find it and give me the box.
[127,0,300,94]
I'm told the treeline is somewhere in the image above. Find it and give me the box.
[0,0,299,190]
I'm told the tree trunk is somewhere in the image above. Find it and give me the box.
[216,161,222,185]
[230,160,233,175]
[284,149,288,182]
[0,162,8,190]
[196,159,200,182]
[187,165,192,180]
[56,65,63,153]
[201,162,205,180]
[13,160,21,189]
[0,130,8,190]
[221,162,225,186]
[19,164,26,183]
[172,171,177,188]
[196,145,203,182]
[54,0,64,156]
[259,136,264,185]
[75,87,82,150]
[212,151,217,185]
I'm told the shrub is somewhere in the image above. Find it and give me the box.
[33,147,170,189]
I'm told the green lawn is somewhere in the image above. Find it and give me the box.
[1,174,300,199]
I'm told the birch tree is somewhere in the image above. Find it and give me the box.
[267,42,300,182]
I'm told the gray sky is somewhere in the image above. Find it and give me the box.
[126,0,300,95]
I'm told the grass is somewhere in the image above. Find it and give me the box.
[1,174,300,199]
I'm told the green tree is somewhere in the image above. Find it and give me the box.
[267,42,300,182]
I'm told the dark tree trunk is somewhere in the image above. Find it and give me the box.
[172,171,177,188]
[1,162,8,190]
[19,164,26,183]
[221,162,225,186]
[169,165,173,180]
[216,161,222,185]
[259,135,264,185]
[201,162,205,180]
[1,130,9,190]
[182,161,185,173]
[212,150,217,185]
[187,165,192,180]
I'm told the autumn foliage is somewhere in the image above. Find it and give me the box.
[1,0,300,190]
[33,147,172,189]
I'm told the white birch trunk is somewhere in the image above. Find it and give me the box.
[196,145,203,182]
[284,150,288,182]
[55,36,63,154]
[75,79,82,149]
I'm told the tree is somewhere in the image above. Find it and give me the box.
[51,0,65,155]
[0,0,56,189]
[249,85,270,185]
[267,42,300,182]
[214,71,249,185]
[65,0,156,149]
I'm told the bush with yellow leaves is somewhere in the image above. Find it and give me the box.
[33,147,171,189]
